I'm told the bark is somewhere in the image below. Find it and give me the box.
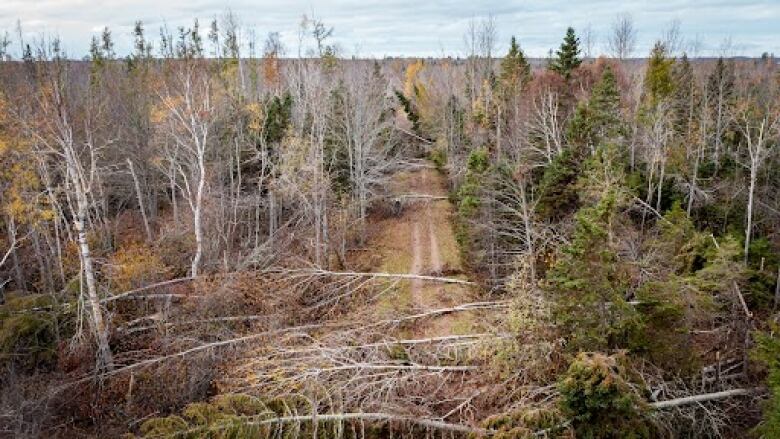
[650,388,752,409]
[279,268,476,285]
[71,166,114,371]
[127,158,153,242]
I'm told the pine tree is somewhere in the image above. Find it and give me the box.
[500,36,531,90]
[549,27,582,80]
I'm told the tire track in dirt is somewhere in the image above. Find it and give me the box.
[427,204,442,275]
[410,221,423,302]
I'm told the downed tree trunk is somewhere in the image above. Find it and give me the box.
[393,194,448,201]
[49,301,509,393]
[101,276,196,303]
[277,268,476,286]
[650,388,754,409]
[249,412,491,435]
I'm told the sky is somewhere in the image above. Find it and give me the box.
[1,0,779,59]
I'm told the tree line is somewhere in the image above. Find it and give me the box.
[0,13,779,438]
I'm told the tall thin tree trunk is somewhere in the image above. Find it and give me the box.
[127,159,153,242]
[191,159,206,278]
[5,215,24,291]
[744,163,756,264]
[68,153,114,371]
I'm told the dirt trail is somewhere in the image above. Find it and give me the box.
[371,166,474,335]
[410,222,423,301]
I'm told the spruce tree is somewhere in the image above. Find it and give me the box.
[643,41,675,107]
[545,146,641,352]
[549,27,582,79]
[567,66,622,150]
[500,36,531,90]
[671,53,699,135]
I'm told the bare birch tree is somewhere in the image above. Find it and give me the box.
[608,13,637,60]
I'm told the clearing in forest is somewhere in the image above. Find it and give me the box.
[369,166,478,337]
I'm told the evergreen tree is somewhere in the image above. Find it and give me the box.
[549,27,582,80]
[545,146,640,352]
[500,36,531,91]
[707,57,736,103]
[559,353,652,438]
[569,66,622,148]
[706,57,736,165]
[643,41,675,107]
[671,53,699,135]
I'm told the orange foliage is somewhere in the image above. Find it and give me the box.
[106,243,171,292]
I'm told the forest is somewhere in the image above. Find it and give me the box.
[0,12,779,438]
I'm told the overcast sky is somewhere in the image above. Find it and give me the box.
[1,0,778,58]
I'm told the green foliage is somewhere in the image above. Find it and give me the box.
[536,147,583,221]
[546,187,641,352]
[482,407,566,438]
[628,203,714,370]
[456,148,490,217]
[671,53,699,135]
[567,66,622,148]
[558,352,652,439]
[394,89,421,134]
[429,146,447,170]
[548,27,582,80]
[753,327,780,437]
[139,394,270,438]
[500,36,532,94]
[262,92,293,146]
[741,237,779,311]
[688,235,746,298]
[655,202,712,274]
[137,394,386,438]
[326,83,352,195]
[0,293,70,371]
[706,57,736,107]
[643,42,675,108]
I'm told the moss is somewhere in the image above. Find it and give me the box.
[0,293,71,371]
[753,326,780,437]
[482,407,566,438]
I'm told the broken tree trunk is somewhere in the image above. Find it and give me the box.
[278,268,475,286]
[650,388,753,409]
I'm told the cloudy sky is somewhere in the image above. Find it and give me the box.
[1,0,778,58]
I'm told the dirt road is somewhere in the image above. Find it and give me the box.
[370,166,475,335]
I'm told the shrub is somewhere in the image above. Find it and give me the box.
[753,327,780,437]
[0,293,71,371]
[558,352,652,439]
[106,243,171,292]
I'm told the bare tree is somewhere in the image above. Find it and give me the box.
[21,40,115,370]
[735,104,779,262]
[608,13,637,60]
[662,19,683,57]
[157,47,216,277]
[581,24,597,60]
